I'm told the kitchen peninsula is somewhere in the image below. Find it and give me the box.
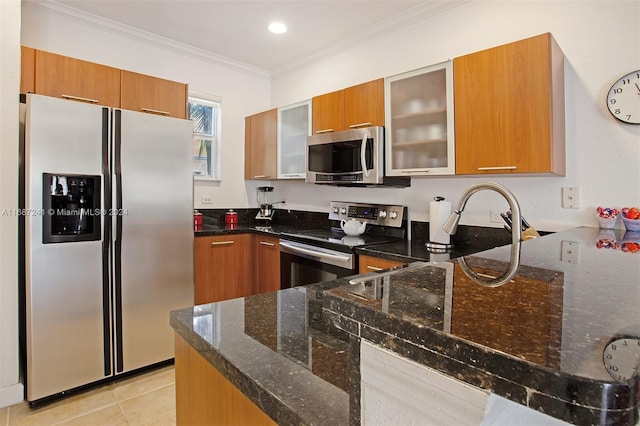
[172,226,640,425]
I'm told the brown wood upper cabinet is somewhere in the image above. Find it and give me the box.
[20,46,35,95]
[34,49,121,108]
[245,109,278,180]
[120,70,188,119]
[22,47,187,117]
[312,78,384,134]
[453,33,565,175]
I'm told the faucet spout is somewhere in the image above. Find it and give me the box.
[444,182,523,287]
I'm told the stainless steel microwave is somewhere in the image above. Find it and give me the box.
[305,126,410,187]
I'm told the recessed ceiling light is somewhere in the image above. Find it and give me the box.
[268,22,287,34]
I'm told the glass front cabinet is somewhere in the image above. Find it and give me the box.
[277,100,312,179]
[385,61,455,176]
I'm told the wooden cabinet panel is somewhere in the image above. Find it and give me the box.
[344,78,384,129]
[34,49,121,108]
[194,234,254,304]
[120,70,187,119]
[312,79,384,134]
[454,33,565,175]
[254,235,281,294]
[20,46,35,94]
[245,109,278,179]
[312,89,345,133]
[175,334,277,426]
[359,254,406,274]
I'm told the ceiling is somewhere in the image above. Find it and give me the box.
[47,0,465,75]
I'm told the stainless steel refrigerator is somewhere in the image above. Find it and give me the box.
[22,94,194,403]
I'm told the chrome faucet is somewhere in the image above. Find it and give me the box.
[443,182,522,287]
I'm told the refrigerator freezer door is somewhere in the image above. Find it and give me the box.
[25,95,109,401]
[115,110,194,373]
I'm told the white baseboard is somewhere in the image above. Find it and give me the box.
[0,382,24,408]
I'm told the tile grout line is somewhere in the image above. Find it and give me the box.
[115,381,176,403]
[48,402,121,426]
[113,388,130,426]
[115,382,177,426]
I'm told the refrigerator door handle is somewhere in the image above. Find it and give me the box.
[101,107,112,376]
[113,109,124,373]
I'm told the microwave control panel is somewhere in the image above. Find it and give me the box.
[329,201,405,228]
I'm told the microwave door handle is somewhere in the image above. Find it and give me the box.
[360,132,370,177]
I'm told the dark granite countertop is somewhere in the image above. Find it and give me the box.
[180,217,639,425]
[170,285,352,426]
[324,226,640,425]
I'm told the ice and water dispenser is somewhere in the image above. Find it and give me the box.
[42,173,101,243]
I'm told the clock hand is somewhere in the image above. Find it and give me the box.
[636,83,640,94]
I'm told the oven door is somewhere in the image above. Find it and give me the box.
[280,240,355,288]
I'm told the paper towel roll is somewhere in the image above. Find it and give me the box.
[429,198,452,244]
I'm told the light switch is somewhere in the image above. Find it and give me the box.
[562,187,579,209]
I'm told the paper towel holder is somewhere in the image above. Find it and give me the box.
[426,196,455,253]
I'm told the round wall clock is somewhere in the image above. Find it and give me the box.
[606,70,640,124]
[602,335,640,381]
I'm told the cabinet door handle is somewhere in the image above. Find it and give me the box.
[252,175,271,179]
[315,129,334,134]
[141,108,171,116]
[62,94,99,104]
[366,265,384,271]
[349,122,372,128]
[210,241,235,246]
[477,166,517,171]
[259,241,275,247]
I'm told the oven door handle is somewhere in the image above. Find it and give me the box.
[279,240,353,270]
[360,132,370,178]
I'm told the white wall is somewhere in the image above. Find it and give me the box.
[271,0,640,232]
[20,1,273,210]
[0,0,24,408]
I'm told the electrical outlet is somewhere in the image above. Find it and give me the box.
[562,187,580,209]
[561,241,580,264]
[490,210,503,223]
[201,196,213,204]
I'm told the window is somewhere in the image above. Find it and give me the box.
[189,94,221,180]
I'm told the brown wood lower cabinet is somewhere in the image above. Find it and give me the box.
[254,235,281,294]
[194,234,254,304]
[194,233,282,305]
[175,334,276,426]
[359,254,406,274]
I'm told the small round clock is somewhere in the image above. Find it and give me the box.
[602,335,640,381]
[606,70,640,124]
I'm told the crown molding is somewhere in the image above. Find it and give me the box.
[23,0,470,81]
[21,0,271,80]
[271,0,472,78]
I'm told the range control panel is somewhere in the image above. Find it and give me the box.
[329,201,405,228]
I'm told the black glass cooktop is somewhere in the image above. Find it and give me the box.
[280,227,402,252]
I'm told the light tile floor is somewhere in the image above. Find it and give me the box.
[1,365,175,426]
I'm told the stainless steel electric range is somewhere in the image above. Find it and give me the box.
[279,201,407,288]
